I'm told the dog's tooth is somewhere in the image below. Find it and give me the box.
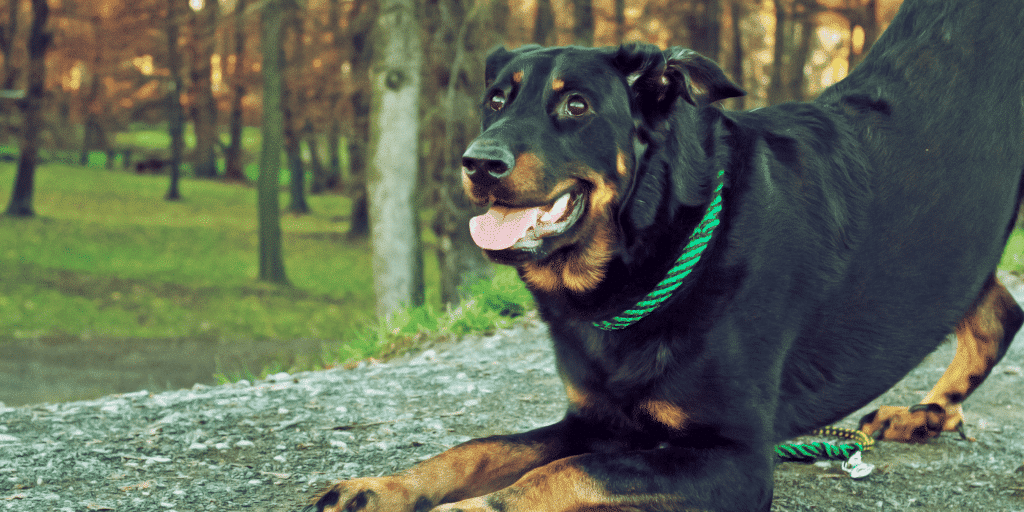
[547,193,571,222]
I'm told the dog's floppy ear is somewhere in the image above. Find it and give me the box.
[609,44,741,253]
[611,44,744,125]
[485,44,542,87]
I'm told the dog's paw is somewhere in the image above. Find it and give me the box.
[858,403,967,442]
[308,477,434,512]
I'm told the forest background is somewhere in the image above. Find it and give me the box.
[4,0,1023,405]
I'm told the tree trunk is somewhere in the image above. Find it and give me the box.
[224,0,249,182]
[787,10,815,101]
[572,0,594,46]
[306,121,328,194]
[533,0,555,46]
[165,0,186,200]
[729,0,746,110]
[344,0,373,239]
[427,0,494,306]
[767,0,789,105]
[283,2,308,214]
[614,0,626,43]
[848,0,879,71]
[257,0,289,285]
[5,0,49,218]
[368,0,424,320]
[323,0,343,190]
[190,0,219,179]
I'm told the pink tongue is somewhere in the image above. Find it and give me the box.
[469,206,542,250]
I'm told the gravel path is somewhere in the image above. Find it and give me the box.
[3,288,1024,511]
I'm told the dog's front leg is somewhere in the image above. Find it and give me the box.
[308,421,577,512]
[432,445,774,512]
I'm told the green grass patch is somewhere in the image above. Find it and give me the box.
[1000,228,1024,274]
[0,162,532,375]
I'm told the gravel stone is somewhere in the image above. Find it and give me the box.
[3,288,1024,512]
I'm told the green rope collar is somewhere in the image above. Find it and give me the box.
[593,170,726,331]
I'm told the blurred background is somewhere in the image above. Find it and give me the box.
[2,0,1021,406]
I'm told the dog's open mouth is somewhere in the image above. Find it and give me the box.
[469,189,586,252]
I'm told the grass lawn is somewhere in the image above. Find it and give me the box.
[0,161,529,375]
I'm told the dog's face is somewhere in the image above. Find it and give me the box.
[462,44,743,294]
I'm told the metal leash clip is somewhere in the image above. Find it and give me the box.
[841,451,875,479]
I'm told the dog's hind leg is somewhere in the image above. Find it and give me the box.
[859,274,1023,442]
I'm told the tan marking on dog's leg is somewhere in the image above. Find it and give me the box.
[433,458,678,512]
[564,382,590,411]
[920,275,1018,429]
[860,274,1023,442]
[640,400,689,430]
[312,436,557,511]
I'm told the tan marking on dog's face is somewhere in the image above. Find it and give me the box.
[616,151,629,177]
[562,223,615,293]
[640,400,689,430]
[515,169,620,294]
[512,70,524,85]
[522,262,560,292]
[508,152,544,198]
[551,77,565,91]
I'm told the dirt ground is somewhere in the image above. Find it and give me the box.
[2,282,1024,511]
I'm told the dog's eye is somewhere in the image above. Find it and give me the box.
[488,92,506,111]
[563,95,589,117]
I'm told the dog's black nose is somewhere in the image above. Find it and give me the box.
[462,141,515,184]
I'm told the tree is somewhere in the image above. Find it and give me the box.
[223,0,250,182]
[0,0,20,92]
[282,0,308,214]
[572,0,594,46]
[188,0,219,178]
[165,0,186,200]
[424,0,496,306]
[257,0,288,285]
[368,0,424,319]
[533,0,555,45]
[5,0,50,218]
[343,0,375,239]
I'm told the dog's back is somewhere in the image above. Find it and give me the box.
[775,0,1024,436]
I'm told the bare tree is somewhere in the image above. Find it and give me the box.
[425,0,497,306]
[368,0,424,319]
[223,0,250,182]
[282,0,308,214]
[189,0,219,178]
[257,0,289,285]
[5,0,50,218]
[534,0,555,45]
[165,0,186,200]
[573,0,594,46]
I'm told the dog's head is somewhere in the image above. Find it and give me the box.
[462,43,744,294]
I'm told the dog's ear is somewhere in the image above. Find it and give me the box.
[485,45,543,87]
[610,44,744,125]
[609,44,740,253]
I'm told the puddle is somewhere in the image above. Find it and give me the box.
[0,335,327,406]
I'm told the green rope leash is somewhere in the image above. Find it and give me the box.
[593,170,726,331]
[775,426,876,479]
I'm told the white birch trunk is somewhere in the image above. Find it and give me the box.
[368,0,424,320]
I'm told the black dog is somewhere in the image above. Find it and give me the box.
[310,0,1024,510]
